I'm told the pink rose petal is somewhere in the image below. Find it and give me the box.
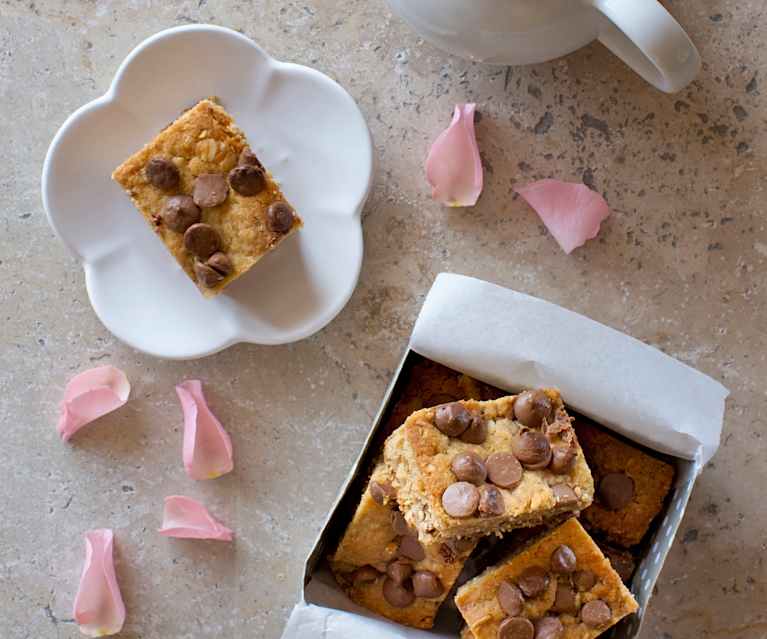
[176,380,233,480]
[159,496,233,541]
[426,103,483,207]
[73,529,125,637]
[57,366,130,441]
[515,179,610,254]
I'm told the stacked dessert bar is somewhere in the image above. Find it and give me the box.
[113,98,302,297]
[329,357,675,636]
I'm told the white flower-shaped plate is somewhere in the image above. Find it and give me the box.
[42,25,372,359]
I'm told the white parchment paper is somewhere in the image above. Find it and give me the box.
[411,274,728,465]
[283,568,454,638]
[282,273,729,639]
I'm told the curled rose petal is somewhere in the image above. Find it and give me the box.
[515,179,610,254]
[176,380,233,480]
[57,366,130,441]
[159,495,233,541]
[73,529,125,637]
[425,103,483,207]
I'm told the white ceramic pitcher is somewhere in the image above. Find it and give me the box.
[386,0,700,93]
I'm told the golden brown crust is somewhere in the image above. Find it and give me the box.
[384,393,594,543]
[455,518,638,639]
[574,419,675,547]
[112,98,302,297]
[330,463,477,629]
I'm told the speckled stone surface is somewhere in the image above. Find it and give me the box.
[1,1,765,638]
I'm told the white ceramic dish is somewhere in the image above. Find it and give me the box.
[42,25,373,359]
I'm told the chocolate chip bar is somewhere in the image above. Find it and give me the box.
[383,391,594,545]
[112,98,302,297]
[330,463,478,629]
[573,418,675,547]
[455,518,638,639]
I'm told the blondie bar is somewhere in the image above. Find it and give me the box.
[112,98,302,297]
[330,463,478,629]
[383,391,594,544]
[573,419,675,547]
[455,518,638,639]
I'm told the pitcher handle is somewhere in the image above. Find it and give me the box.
[584,0,701,93]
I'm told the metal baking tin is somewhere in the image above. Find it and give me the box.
[297,349,699,638]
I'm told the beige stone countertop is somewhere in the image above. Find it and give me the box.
[1,1,765,638]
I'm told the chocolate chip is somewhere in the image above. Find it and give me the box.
[194,260,225,288]
[206,251,232,276]
[391,511,410,536]
[573,570,597,592]
[441,481,480,518]
[439,543,457,564]
[551,583,578,614]
[194,251,232,287]
[382,577,415,608]
[440,537,475,563]
[397,534,426,561]
[517,566,549,598]
[412,570,444,598]
[228,165,266,196]
[451,452,487,485]
[513,390,554,428]
[486,452,523,489]
[550,545,577,574]
[184,223,220,259]
[369,480,396,505]
[599,473,635,510]
[512,431,552,470]
[238,146,263,169]
[193,173,229,208]
[549,443,577,475]
[145,157,180,190]
[161,195,201,232]
[266,201,296,233]
[434,402,472,437]
[551,484,578,506]
[479,484,505,516]
[459,412,488,444]
[533,615,564,639]
[386,559,413,585]
[497,581,524,616]
[351,565,381,585]
[581,600,612,627]
[498,616,534,639]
